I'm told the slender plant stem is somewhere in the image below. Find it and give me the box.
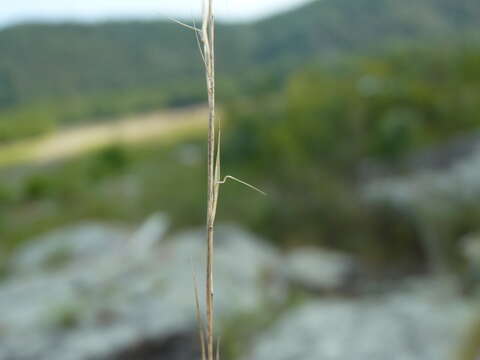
[202,1,217,359]
[172,3,262,359]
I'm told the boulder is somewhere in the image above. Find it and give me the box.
[282,247,356,294]
[0,218,284,360]
[245,279,473,360]
[10,222,130,274]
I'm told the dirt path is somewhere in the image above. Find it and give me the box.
[0,106,207,167]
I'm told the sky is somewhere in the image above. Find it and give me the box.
[0,0,312,26]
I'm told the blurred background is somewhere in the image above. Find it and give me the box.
[0,0,480,359]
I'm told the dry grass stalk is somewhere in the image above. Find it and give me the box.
[171,5,223,360]
[192,267,207,360]
[201,1,217,359]
[173,2,265,358]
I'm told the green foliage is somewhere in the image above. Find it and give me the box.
[0,104,56,142]
[458,316,480,360]
[222,47,480,268]
[0,70,16,109]
[0,88,173,142]
[48,302,82,329]
[23,175,55,201]
[88,144,129,180]
[0,0,479,141]
[44,247,73,271]
[2,47,480,273]
[0,139,203,256]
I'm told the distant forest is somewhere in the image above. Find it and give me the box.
[0,0,479,141]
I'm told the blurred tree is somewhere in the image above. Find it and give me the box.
[222,47,480,270]
[0,70,16,109]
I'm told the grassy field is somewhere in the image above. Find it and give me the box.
[0,105,207,168]
[0,105,215,271]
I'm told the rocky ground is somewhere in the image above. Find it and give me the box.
[0,214,475,360]
[245,280,472,360]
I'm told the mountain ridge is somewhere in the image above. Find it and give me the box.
[0,0,478,140]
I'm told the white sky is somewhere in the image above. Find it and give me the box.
[0,0,312,26]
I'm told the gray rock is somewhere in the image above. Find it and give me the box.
[0,218,284,360]
[461,233,480,265]
[129,213,169,259]
[2,215,471,360]
[283,248,355,293]
[362,139,480,215]
[10,222,130,274]
[245,280,473,360]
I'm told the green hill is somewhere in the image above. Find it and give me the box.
[0,0,479,140]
